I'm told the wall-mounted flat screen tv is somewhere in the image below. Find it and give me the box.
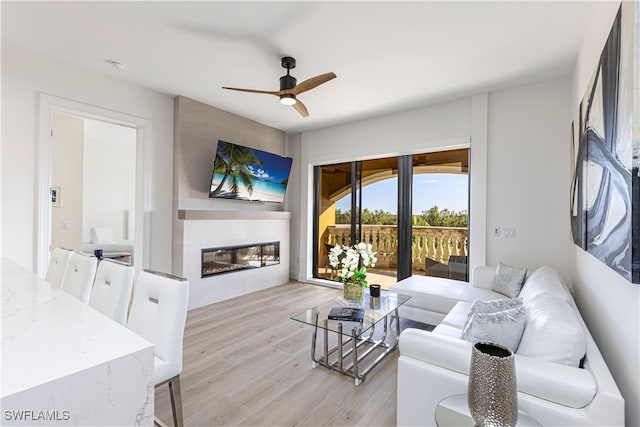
[209,140,293,203]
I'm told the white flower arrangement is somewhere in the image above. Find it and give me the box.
[328,242,378,287]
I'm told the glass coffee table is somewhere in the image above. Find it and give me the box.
[290,287,410,385]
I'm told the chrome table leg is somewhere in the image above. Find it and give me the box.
[311,311,319,368]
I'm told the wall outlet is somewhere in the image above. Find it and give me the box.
[504,227,516,238]
[493,227,501,237]
[62,221,71,231]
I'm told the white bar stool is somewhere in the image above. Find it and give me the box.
[127,269,190,427]
[45,247,73,287]
[61,251,98,303]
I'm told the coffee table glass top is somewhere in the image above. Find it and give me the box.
[290,287,411,337]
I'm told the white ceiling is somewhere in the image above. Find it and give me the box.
[2,1,590,133]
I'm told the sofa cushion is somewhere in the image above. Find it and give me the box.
[461,306,526,351]
[470,265,496,290]
[493,262,527,297]
[440,301,472,329]
[517,294,586,367]
[520,266,571,304]
[432,323,464,339]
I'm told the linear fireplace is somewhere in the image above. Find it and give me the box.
[201,242,280,278]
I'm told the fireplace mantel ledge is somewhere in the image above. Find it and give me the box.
[178,210,291,220]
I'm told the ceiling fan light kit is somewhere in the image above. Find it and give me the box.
[222,56,336,118]
[280,94,297,106]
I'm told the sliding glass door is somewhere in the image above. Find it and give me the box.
[313,158,399,286]
[313,148,469,286]
[411,149,469,281]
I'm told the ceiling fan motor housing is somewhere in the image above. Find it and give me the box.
[280,56,297,91]
[280,74,297,91]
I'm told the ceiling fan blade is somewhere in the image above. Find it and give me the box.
[222,86,284,96]
[292,99,309,117]
[291,72,336,96]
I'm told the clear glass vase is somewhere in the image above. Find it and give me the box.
[343,282,364,303]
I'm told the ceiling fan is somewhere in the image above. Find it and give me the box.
[222,56,336,118]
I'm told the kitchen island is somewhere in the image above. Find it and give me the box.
[1,258,154,426]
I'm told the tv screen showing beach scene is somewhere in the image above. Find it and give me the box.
[209,140,293,203]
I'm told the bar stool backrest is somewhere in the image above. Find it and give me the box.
[127,270,190,383]
[61,252,98,303]
[46,247,73,287]
[89,259,135,325]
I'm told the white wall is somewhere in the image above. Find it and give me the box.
[51,113,84,251]
[571,2,639,425]
[83,119,136,243]
[1,44,174,272]
[486,78,572,280]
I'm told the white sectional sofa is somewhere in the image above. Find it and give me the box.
[390,266,625,427]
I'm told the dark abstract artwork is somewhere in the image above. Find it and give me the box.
[570,4,639,283]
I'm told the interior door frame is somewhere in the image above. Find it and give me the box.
[37,94,152,276]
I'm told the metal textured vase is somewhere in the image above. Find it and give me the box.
[343,282,363,302]
[468,342,518,427]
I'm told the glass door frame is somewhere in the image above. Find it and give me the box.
[312,149,470,282]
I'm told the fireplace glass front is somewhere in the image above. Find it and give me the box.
[201,242,280,277]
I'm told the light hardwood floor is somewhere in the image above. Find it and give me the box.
[155,281,429,426]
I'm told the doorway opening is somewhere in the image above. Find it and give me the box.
[51,113,136,264]
[37,94,150,276]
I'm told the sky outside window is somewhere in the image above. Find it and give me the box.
[335,173,468,214]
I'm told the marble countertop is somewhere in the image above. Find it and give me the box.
[1,258,153,398]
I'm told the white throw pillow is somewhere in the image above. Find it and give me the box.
[461,305,526,352]
[493,262,527,298]
[516,294,586,367]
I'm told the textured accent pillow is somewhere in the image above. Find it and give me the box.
[464,297,524,330]
[461,306,526,351]
[493,262,527,298]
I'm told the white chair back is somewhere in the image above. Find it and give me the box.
[88,259,134,325]
[127,270,190,383]
[61,252,98,303]
[46,247,73,287]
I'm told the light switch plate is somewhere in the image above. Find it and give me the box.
[504,227,516,238]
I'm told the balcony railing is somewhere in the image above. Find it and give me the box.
[323,224,468,272]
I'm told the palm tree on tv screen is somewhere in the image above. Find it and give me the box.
[211,142,263,197]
